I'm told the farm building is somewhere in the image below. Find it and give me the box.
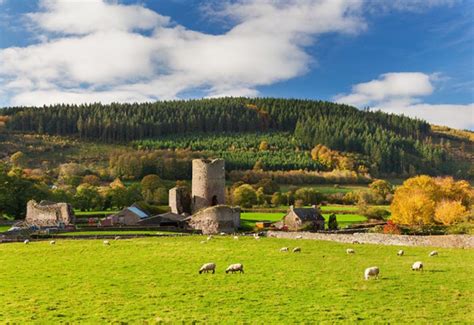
[137,212,189,228]
[281,205,325,231]
[188,205,240,235]
[25,200,75,228]
[101,204,149,226]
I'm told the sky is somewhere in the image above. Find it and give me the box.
[0,0,472,130]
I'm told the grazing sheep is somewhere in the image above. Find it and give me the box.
[233,236,239,240]
[293,247,301,253]
[412,261,423,271]
[296,235,303,239]
[23,239,30,245]
[397,250,404,256]
[429,251,438,257]
[50,240,56,245]
[103,240,110,246]
[280,247,289,252]
[225,263,244,274]
[220,232,226,236]
[364,266,380,280]
[114,236,121,240]
[254,235,260,240]
[207,235,213,241]
[346,248,355,254]
[199,263,216,274]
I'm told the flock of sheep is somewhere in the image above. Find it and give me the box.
[23,236,440,280]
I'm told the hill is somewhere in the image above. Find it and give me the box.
[1,98,472,179]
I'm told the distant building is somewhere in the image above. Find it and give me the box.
[137,212,188,228]
[281,205,325,231]
[188,205,240,235]
[25,200,75,228]
[101,204,149,226]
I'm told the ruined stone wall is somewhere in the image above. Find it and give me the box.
[267,231,474,249]
[191,159,225,213]
[25,200,75,227]
[188,205,240,234]
[169,187,191,214]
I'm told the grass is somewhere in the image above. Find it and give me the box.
[0,236,472,323]
[240,212,367,230]
[0,225,11,233]
[54,230,172,237]
[74,210,118,216]
[279,184,368,194]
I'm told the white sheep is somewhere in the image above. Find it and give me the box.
[207,235,213,241]
[226,263,244,274]
[254,235,260,240]
[199,263,216,274]
[429,251,438,257]
[233,236,239,240]
[346,248,355,254]
[364,266,380,280]
[49,240,56,245]
[296,235,303,239]
[412,261,423,271]
[280,247,289,252]
[220,232,226,236]
[103,240,110,246]
[397,250,404,256]
[23,239,30,245]
[114,236,121,240]
[293,247,301,253]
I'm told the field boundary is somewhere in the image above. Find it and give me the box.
[267,231,474,248]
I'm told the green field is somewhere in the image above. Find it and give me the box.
[279,184,368,194]
[240,212,367,230]
[0,237,472,323]
[55,230,173,237]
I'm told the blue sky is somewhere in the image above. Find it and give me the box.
[0,0,472,129]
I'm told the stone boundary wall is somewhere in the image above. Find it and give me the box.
[266,231,474,249]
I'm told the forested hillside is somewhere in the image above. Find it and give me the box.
[1,97,472,177]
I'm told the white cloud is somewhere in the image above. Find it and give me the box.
[335,72,474,130]
[0,0,367,106]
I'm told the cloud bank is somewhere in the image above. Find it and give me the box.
[0,0,366,105]
[335,72,474,130]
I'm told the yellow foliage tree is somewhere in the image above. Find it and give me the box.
[391,175,473,226]
[434,200,468,225]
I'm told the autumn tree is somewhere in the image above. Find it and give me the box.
[233,184,257,208]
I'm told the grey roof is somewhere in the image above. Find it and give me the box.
[292,207,324,221]
[156,212,188,222]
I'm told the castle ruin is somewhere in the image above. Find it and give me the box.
[191,159,226,213]
[25,200,75,227]
[169,158,240,234]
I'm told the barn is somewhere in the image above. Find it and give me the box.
[281,205,325,231]
[100,204,149,226]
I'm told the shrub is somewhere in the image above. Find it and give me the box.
[327,213,338,230]
[361,207,390,221]
[434,200,469,225]
[233,184,257,208]
[383,220,401,234]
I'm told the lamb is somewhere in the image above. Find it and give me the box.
[23,239,30,245]
[225,263,244,274]
[429,251,438,257]
[346,248,355,254]
[280,247,289,252]
[199,263,216,274]
[412,261,423,271]
[103,240,110,246]
[364,266,380,280]
[49,240,56,245]
[293,247,301,253]
[397,250,404,256]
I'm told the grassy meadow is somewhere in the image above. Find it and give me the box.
[0,236,472,323]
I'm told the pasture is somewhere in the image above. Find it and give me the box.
[0,236,472,323]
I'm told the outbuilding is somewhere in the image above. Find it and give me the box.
[281,205,325,231]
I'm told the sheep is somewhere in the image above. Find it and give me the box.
[254,235,260,240]
[233,236,239,240]
[199,263,216,274]
[114,236,121,240]
[207,235,213,241]
[412,261,423,271]
[346,248,355,254]
[49,240,56,245]
[397,250,404,256]
[364,266,380,280]
[293,247,301,253]
[280,247,289,252]
[103,240,110,246]
[429,251,438,257]
[225,263,244,274]
[23,239,30,245]
[296,235,303,239]
[220,232,226,236]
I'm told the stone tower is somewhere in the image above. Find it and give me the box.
[192,159,225,213]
